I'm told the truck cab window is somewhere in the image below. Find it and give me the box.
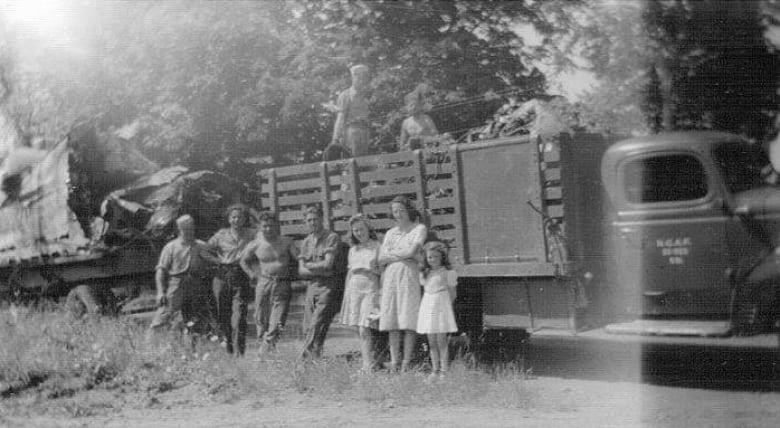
[622,154,708,203]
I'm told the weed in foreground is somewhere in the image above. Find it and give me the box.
[1,306,541,416]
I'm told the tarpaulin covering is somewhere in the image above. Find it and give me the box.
[0,139,89,264]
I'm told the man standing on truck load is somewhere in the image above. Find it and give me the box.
[203,204,256,356]
[240,211,299,354]
[147,215,212,339]
[298,205,344,359]
[331,64,371,157]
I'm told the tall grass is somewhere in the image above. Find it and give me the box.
[0,305,539,416]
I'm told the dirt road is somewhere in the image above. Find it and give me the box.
[10,373,779,427]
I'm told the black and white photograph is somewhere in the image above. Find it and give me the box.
[1,0,779,426]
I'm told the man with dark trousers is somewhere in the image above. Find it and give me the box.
[298,205,343,359]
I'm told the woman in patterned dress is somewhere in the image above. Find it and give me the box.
[340,214,381,371]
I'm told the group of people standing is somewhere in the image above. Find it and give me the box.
[341,196,458,378]
[147,195,458,378]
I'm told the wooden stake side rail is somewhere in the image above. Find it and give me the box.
[257,136,569,276]
[258,149,460,250]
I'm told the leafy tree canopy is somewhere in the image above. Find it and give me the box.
[0,0,778,180]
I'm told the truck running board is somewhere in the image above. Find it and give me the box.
[604,320,733,337]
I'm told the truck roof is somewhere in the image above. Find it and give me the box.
[603,131,745,162]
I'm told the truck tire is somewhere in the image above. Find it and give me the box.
[65,285,103,318]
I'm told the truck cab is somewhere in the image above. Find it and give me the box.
[600,131,780,336]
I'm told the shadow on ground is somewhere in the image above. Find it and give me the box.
[525,336,780,392]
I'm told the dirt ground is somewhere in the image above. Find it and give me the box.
[3,335,779,428]
[7,373,779,428]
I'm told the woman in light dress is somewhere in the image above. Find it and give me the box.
[340,214,381,371]
[378,196,427,372]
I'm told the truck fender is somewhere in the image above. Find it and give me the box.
[730,254,780,334]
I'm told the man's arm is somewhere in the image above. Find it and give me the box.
[303,234,338,274]
[155,268,167,305]
[332,91,347,144]
[305,253,335,275]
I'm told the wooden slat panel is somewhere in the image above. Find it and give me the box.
[360,183,418,200]
[277,192,322,207]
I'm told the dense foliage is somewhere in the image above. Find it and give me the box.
[0,0,778,180]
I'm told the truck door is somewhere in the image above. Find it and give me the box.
[613,152,734,318]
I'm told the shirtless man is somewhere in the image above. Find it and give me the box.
[240,211,298,353]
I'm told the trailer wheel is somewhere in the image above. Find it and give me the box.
[65,285,103,318]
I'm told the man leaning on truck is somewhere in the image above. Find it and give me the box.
[147,215,212,340]
[298,205,343,359]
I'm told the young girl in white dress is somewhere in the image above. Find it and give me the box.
[340,214,381,371]
[416,241,458,380]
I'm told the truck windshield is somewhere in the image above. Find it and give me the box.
[711,142,767,194]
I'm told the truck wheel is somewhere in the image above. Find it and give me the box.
[65,285,103,318]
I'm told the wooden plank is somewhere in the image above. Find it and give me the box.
[356,151,416,168]
[280,224,309,236]
[543,168,561,182]
[358,203,389,216]
[279,210,304,222]
[543,187,562,200]
[276,177,323,192]
[347,158,362,215]
[547,204,564,218]
[368,218,396,231]
[426,177,456,190]
[277,192,322,208]
[430,214,457,227]
[359,167,418,183]
[331,220,351,233]
[430,228,456,240]
[428,197,457,210]
[449,146,467,266]
[267,169,278,212]
[320,163,332,230]
[360,183,417,200]
[423,160,454,174]
[415,151,427,212]
[274,162,321,177]
[542,149,560,163]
